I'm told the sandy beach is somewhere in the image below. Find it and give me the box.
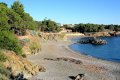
[27,39,120,80]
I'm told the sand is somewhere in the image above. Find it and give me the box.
[27,40,120,80]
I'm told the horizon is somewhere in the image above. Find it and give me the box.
[1,0,120,25]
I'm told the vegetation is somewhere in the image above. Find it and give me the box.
[36,19,60,32]
[0,65,11,80]
[105,24,120,31]
[0,50,10,80]
[11,1,37,35]
[59,33,65,39]
[0,1,39,55]
[72,23,105,32]
[0,1,37,35]
[0,64,27,80]
[0,51,26,80]
[64,23,120,33]
[0,1,61,79]
[29,42,41,54]
[0,50,7,62]
[0,0,120,79]
[0,31,22,55]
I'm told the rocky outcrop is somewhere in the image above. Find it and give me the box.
[3,51,45,79]
[84,32,111,37]
[109,32,120,36]
[84,31,120,37]
[79,37,107,45]
[115,32,120,36]
[75,74,85,80]
[90,38,107,45]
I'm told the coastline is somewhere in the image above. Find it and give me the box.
[27,37,120,80]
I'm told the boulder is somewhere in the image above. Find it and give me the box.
[75,74,85,80]
[78,37,107,45]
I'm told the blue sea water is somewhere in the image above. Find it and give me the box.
[70,36,120,63]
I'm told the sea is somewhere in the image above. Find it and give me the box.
[70,36,120,63]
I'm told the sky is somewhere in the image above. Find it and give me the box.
[1,0,120,24]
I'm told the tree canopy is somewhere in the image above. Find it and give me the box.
[0,1,38,55]
[11,1,24,17]
[36,19,60,32]
[65,23,120,33]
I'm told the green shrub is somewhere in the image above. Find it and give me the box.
[0,31,22,55]
[0,50,7,62]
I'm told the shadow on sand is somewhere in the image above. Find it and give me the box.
[68,76,76,80]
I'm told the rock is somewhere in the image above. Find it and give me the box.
[84,32,111,37]
[75,74,85,80]
[79,37,107,45]
[90,38,107,45]
[109,32,120,36]
[75,60,82,64]
[115,32,120,36]
[62,58,69,61]
[84,31,120,37]
[69,58,76,63]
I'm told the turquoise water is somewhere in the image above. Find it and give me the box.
[70,37,120,63]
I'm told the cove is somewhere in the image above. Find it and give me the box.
[70,36,120,63]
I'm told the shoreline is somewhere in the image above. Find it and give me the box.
[65,39,120,67]
[68,42,120,66]
[68,36,120,64]
[27,38,120,80]
[69,42,120,64]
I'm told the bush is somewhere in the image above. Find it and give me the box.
[0,31,22,55]
[21,54,26,58]
[0,50,7,62]
[59,33,65,39]
[40,19,60,32]
[29,42,41,54]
